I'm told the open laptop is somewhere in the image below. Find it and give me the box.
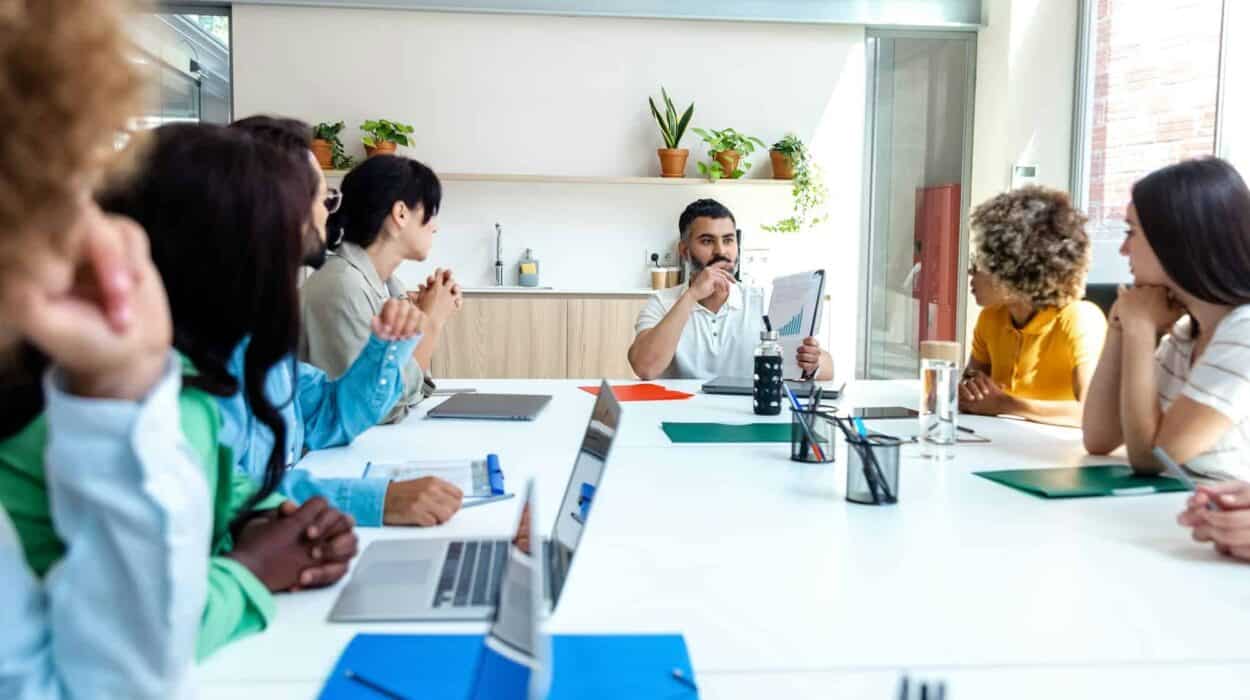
[329,380,621,622]
[426,392,552,421]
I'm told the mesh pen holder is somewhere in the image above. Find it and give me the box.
[790,408,836,463]
[844,433,901,505]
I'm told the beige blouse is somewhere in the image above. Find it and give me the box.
[300,242,435,424]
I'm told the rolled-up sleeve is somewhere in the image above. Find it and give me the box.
[296,334,419,450]
[0,353,210,700]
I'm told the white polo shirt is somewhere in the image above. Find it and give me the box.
[635,282,766,379]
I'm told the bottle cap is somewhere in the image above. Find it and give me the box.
[760,330,779,341]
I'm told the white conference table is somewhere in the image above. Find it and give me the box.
[199,379,1250,700]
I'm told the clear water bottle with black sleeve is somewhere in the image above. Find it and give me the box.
[753,329,783,415]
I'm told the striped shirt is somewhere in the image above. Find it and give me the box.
[1156,306,1250,481]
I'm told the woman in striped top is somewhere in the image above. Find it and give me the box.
[1083,157,1250,482]
[1083,157,1250,562]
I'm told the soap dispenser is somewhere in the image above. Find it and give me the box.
[518,248,540,287]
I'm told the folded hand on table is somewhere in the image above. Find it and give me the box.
[229,497,358,592]
[1177,480,1250,563]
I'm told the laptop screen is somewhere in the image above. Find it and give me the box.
[549,382,621,589]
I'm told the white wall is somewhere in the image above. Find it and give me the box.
[232,5,865,376]
[969,0,1077,204]
[966,0,1080,330]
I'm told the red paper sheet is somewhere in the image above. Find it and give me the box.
[578,383,694,402]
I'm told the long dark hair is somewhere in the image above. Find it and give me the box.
[328,154,441,250]
[1132,157,1250,306]
[98,123,315,518]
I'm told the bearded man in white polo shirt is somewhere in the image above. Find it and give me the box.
[629,198,834,381]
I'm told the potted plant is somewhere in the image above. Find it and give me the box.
[769,132,805,179]
[312,121,354,170]
[691,127,766,181]
[648,87,694,178]
[360,119,414,157]
[762,133,829,233]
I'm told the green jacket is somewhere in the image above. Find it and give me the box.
[0,371,284,661]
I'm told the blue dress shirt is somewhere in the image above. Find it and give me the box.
[218,333,419,526]
[0,354,211,699]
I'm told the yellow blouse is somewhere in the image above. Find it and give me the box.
[969,301,1107,402]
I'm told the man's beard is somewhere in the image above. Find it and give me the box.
[302,227,328,269]
[686,253,736,280]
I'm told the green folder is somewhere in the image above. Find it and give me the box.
[974,465,1191,499]
[661,422,792,444]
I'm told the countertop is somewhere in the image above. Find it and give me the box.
[462,287,657,296]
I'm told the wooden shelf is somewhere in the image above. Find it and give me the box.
[321,170,793,187]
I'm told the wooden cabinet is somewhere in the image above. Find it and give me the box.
[431,296,567,378]
[566,297,648,379]
[430,293,649,379]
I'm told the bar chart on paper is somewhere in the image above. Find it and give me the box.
[777,312,803,337]
[767,271,825,379]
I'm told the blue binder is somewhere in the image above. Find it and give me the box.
[318,633,697,699]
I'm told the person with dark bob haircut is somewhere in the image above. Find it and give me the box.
[960,186,1107,427]
[1079,157,1250,563]
[299,154,466,525]
[301,154,462,421]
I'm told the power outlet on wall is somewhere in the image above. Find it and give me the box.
[644,248,677,267]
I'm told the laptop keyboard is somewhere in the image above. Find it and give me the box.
[432,540,509,608]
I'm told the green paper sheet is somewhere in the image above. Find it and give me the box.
[661,422,792,444]
[974,465,1191,499]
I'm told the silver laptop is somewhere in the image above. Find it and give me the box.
[329,380,621,622]
[702,376,826,398]
[426,393,552,421]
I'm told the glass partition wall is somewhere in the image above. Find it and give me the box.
[861,31,976,379]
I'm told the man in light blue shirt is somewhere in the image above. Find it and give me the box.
[221,115,465,528]
[0,358,210,700]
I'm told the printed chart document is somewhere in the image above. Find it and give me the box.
[768,270,825,380]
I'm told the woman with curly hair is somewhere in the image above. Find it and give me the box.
[960,186,1107,427]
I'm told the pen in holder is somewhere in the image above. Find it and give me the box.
[838,422,901,505]
[790,407,835,463]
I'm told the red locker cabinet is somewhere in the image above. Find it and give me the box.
[913,184,961,342]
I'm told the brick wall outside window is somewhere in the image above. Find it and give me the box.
[1085,0,1222,240]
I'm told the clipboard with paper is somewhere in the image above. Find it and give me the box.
[363,454,506,499]
[767,270,826,380]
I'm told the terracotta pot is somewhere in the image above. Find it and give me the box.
[311,139,334,170]
[713,150,741,178]
[364,141,398,158]
[769,150,796,179]
[657,148,689,178]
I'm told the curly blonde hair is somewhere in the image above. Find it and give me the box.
[970,186,1091,307]
[0,0,141,239]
